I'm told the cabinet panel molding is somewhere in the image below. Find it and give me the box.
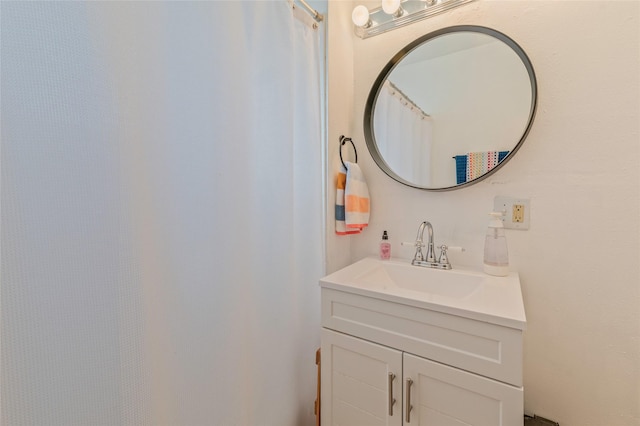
[321,329,402,426]
[403,353,523,426]
[322,288,523,386]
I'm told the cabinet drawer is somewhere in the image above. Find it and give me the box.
[321,288,523,386]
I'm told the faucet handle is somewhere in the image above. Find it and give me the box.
[438,245,465,267]
[401,241,424,248]
[441,245,465,253]
[402,241,426,262]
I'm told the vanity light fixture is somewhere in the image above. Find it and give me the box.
[352,0,477,39]
[381,0,404,17]
[352,5,372,28]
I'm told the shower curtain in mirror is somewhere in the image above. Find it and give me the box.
[1,2,324,425]
[374,80,433,186]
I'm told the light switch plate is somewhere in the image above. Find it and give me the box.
[494,196,530,230]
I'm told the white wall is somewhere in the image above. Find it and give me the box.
[326,0,357,272]
[327,1,640,425]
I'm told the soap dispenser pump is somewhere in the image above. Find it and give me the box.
[483,212,509,276]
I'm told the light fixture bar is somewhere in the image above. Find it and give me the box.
[354,0,477,39]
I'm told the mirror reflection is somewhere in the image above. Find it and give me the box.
[365,26,537,190]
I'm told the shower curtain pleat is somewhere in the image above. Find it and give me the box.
[1,2,324,425]
[373,82,433,186]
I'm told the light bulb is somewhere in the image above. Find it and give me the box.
[351,5,371,27]
[381,0,402,15]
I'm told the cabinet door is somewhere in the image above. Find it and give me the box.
[403,353,523,426]
[321,329,402,426]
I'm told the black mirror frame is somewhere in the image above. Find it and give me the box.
[363,25,538,191]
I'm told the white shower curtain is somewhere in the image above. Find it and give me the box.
[1,2,324,425]
[373,81,433,186]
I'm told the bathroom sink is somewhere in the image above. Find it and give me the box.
[320,257,526,329]
[351,260,482,298]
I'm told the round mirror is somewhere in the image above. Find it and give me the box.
[364,25,537,190]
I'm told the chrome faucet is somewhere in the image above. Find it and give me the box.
[413,221,436,264]
[410,221,458,270]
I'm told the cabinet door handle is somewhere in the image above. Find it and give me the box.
[388,373,396,416]
[406,378,413,423]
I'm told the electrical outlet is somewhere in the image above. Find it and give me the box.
[494,196,530,230]
[513,204,525,223]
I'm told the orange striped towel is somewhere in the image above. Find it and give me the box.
[335,161,369,235]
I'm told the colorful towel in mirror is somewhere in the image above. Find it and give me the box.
[454,151,509,184]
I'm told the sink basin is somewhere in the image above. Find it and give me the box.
[352,261,482,299]
[320,257,526,329]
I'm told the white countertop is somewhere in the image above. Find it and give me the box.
[320,257,527,330]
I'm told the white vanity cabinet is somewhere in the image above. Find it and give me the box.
[322,329,522,425]
[320,277,526,426]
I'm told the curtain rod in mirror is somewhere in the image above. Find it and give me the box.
[352,0,476,39]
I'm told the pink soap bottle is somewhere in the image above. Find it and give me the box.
[380,231,391,260]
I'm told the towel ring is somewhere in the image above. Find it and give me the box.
[339,135,358,169]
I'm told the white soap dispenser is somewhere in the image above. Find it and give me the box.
[483,212,509,276]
